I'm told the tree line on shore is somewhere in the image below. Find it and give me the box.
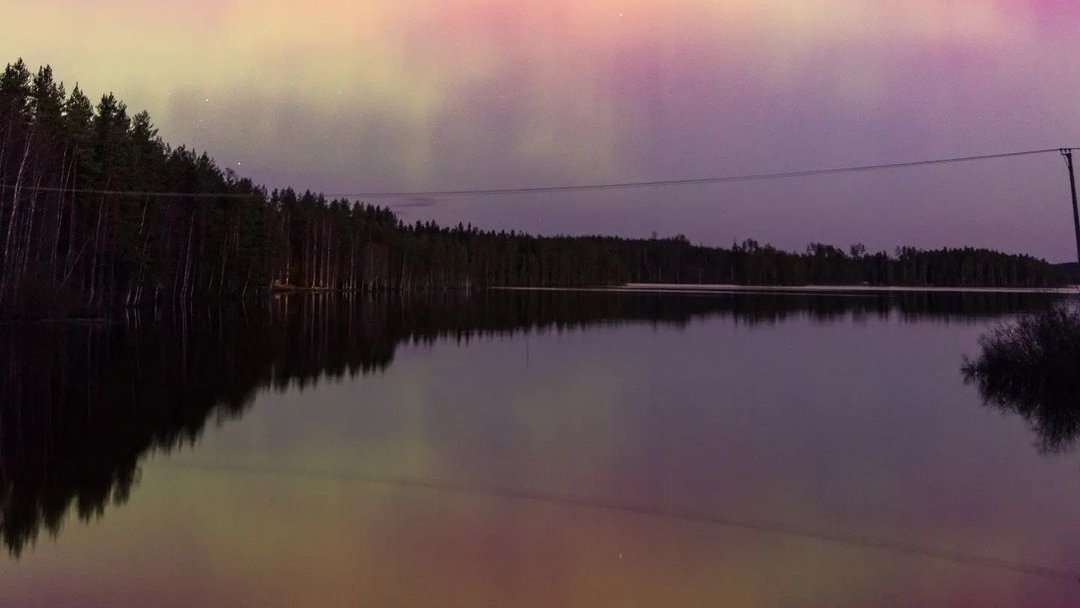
[0,59,1064,316]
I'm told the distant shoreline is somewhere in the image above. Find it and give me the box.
[495,284,1080,295]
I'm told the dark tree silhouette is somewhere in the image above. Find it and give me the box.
[0,59,1066,318]
[963,306,1080,454]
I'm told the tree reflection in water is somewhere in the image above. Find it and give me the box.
[0,290,1061,556]
[964,305,1080,455]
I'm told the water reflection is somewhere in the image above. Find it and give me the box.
[964,306,1080,454]
[0,290,1064,557]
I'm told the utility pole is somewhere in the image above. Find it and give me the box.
[1064,149,1080,264]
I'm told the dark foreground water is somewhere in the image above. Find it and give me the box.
[2,291,1079,607]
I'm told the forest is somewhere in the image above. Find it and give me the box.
[0,59,1065,317]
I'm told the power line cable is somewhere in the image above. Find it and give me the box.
[0,147,1072,201]
[327,148,1073,199]
[0,183,256,199]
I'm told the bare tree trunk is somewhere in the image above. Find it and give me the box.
[50,145,70,278]
[17,173,45,279]
[87,185,108,307]
[63,163,79,283]
[59,237,90,287]
[181,210,195,300]
[0,124,34,305]
[128,197,150,306]
[217,225,228,297]
[0,118,10,185]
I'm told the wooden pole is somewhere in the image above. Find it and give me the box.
[1063,149,1080,264]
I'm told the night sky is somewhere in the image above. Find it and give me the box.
[5,1,1080,259]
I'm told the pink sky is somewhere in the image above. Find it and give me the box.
[3,0,1080,259]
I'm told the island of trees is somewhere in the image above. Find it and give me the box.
[0,59,1065,317]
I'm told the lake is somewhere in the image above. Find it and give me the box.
[2,291,1079,607]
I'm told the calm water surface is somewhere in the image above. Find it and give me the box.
[2,291,1079,607]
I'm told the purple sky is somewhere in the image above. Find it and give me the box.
[4,0,1080,259]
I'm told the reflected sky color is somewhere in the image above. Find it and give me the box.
[4,302,1079,607]
[4,1,1080,258]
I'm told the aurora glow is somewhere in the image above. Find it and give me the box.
[5,310,1080,606]
[3,0,1080,258]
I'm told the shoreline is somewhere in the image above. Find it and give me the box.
[494,284,1080,296]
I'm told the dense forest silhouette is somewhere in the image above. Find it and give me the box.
[0,59,1066,317]
[0,289,1063,557]
[964,306,1080,454]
